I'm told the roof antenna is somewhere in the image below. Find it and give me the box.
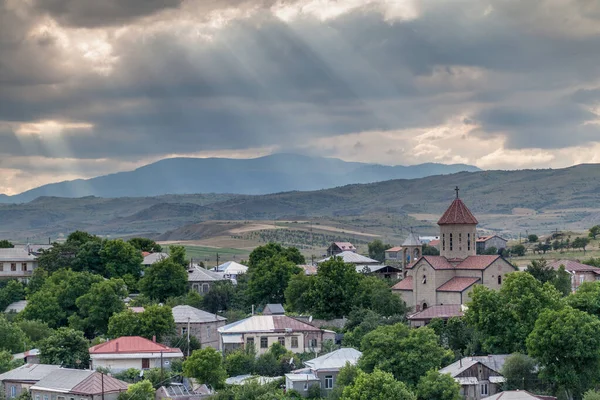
[455,186,460,199]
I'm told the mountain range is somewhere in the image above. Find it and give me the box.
[0,154,480,203]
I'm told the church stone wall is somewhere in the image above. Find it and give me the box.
[439,224,477,259]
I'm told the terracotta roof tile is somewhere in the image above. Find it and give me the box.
[392,276,413,290]
[89,336,181,354]
[547,259,600,273]
[428,239,440,246]
[455,255,500,270]
[437,276,481,292]
[407,304,464,320]
[438,198,478,225]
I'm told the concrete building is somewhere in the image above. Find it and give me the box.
[285,348,362,397]
[30,369,128,400]
[0,364,60,399]
[0,248,38,280]
[89,336,183,372]
[172,305,227,350]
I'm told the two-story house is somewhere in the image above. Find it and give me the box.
[172,305,227,350]
[440,355,508,400]
[30,369,128,400]
[0,248,38,281]
[546,259,600,291]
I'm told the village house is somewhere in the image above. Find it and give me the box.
[392,189,517,315]
[172,305,227,350]
[0,248,38,280]
[318,251,401,279]
[326,242,356,257]
[476,236,508,254]
[213,261,248,282]
[89,336,183,372]
[318,251,379,266]
[0,364,60,399]
[142,252,168,267]
[285,348,362,397]
[262,304,285,315]
[30,369,128,400]
[439,355,508,400]
[546,259,600,291]
[217,315,335,355]
[385,232,423,270]
[187,265,227,294]
[407,304,466,328]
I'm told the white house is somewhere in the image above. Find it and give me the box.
[213,261,248,282]
[89,336,183,372]
[0,248,38,280]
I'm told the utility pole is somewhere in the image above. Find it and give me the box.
[216,253,220,267]
[101,372,105,400]
[187,317,191,357]
[160,351,164,383]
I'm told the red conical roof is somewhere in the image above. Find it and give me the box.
[437,198,478,225]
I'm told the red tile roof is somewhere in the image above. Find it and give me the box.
[89,336,181,354]
[456,255,500,270]
[438,198,478,225]
[547,259,600,273]
[428,239,440,247]
[423,256,455,270]
[392,276,413,290]
[437,276,481,292]
[71,372,129,395]
[333,242,356,250]
[407,304,464,321]
[386,246,403,252]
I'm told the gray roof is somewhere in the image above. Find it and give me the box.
[0,364,61,382]
[0,248,37,262]
[187,265,226,282]
[318,251,379,265]
[31,369,94,392]
[143,252,169,265]
[263,304,285,315]
[214,261,248,275]
[5,300,28,313]
[172,305,226,323]
[402,232,422,247]
[440,355,509,377]
[304,348,362,371]
[482,391,551,399]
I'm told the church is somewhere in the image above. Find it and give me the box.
[393,188,517,322]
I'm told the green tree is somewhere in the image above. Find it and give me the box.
[566,281,600,316]
[168,245,188,268]
[589,226,600,240]
[16,320,54,346]
[528,234,539,243]
[118,380,155,400]
[100,239,143,278]
[247,254,301,305]
[36,242,80,273]
[573,237,591,252]
[39,327,90,368]
[248,243,305,269]
[108,309,140,338]
[0,349,23,373]
[128,238,162,253]
[183,348,227,389]
[311,257,361,319]
[355,276,407,317]
[224,348,255,377]
[501,353,538,391]
[416,370,461,400]
[422,244,440,256]
[0,240,14,248]
[367,240,392,263]
[341,369,416,400]
[584,390,600,400]
[139,258,188,302]
[66,231,100,247]
[0,316,30,353]
[553,265,572,296]
[359,323,453,387]
[202,281,235,313]
[482,246,498,255]
[527,306,600,399]
[254,352,280,377]
[342,309,403,348]
[72,240,104,275]
[284,272,315,313]
[72,278,128,336]
[0,280,25,311]
[108,305,175,342]
[511,244,526,257]
[465,272,562,354]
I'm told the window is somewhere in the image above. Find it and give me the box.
[43,395,49,400]
[309,339,318,348]
[480,383,488,396]
[57,396,65,400]
[449,234,453,251]
[304,382,309,391]
[10,386,16,398]
[325,376,333,389]
[142,358,150,369]
[291,336,299,348]
[467,233,471,251]
[11,263,16,271]
[422,303,428,310]
[442,234,446,251]
[206,326,211,339]
[422,275,427,284]
[580,275,585,285]
[22,263,27,271]
[181,327,187,336]
[35,396,40,400]
[202,283,210,293]
[247,337,254,348]
[498,275,502,285]
[0,263,3,271]
[260,337,268,348]
[278,337,285,346]
[459,233,462,244]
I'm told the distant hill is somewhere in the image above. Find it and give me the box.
[2,164,600,241]
[0,154,480,203]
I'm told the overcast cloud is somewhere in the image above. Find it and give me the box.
[1,0,600,194]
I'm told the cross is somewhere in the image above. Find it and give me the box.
[455,186,460,198]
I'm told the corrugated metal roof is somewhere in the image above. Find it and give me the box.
[263,304,285,315]
[142,252,169,265]
[218,315,321,334]
[547,259,600,273]
[187,266,226,282]
[440,354,509,377]
[318,251,379,265]
[303,348,362,371]
[0,364,60,382]
[31,369,94,392]
[5,300,28,313]
[71,372,129,394]
[402,232,422,247]
[172,305,226,324]
[214,261,248,275]
[0,248,37,262]
[285,373,319,382]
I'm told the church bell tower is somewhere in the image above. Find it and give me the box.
[438,187,478,259]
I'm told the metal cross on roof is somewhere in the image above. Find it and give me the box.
[455,186,460,198]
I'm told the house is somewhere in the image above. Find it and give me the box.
[317,251,379,266]
[213,261,248,281]
[326,242,356,257]
[476,236,508,254]
[262,304,285,315]
[285,348,362,397]
[5,300,28,313]
[482,391,556,400]
[30,369,128,400]
[356,264,402,280]
[12,349,41,364]
[217,315,335,355]
[384,247,403,263]
[383,233,423,269]
[0,364,60,399]
[142,252,169,267]
[172,305,227,350]
[187,265,227,294]
[89,336,183,372]
[393,189,518,312]
[440,355,508,400]
[546,259,600,291]
[407,304,465,328]
[155,384,213,400]
[0,248,38,280]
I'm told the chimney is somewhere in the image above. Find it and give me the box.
[116,342,119,352]
[152,335,156,343]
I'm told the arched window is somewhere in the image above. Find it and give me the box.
[468,233,471,251]
[498,275,502,285]
[422,303,428,310]
[449,233,453,251]
[442,234,446,251]
[422,274,427,284]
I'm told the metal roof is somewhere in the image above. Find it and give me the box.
[187,265,226,282]
[214,261,248,275]
[172,305,226,324]
[218,315,321,334]
[303,348,362,371]
[5,300,28,313]
[402,232,422,247]
[284,373,319,382]
[263,304,285,315]
[440,354,509,377]
[0,248,37,262]
[31,370,128,394]
[318,251,379,265]
[482,391,554,399]
[142,252,169,265]
[0,364,60,382]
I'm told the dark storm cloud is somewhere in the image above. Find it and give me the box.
[1,0,600,162]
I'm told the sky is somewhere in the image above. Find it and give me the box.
[2,0,600,195]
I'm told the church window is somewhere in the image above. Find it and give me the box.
[459,233,462,243]
[498,275,502,285]
[468,233,471,251]
[449,234,453,251]
[442,234,446,251]
[422,275,427,284]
